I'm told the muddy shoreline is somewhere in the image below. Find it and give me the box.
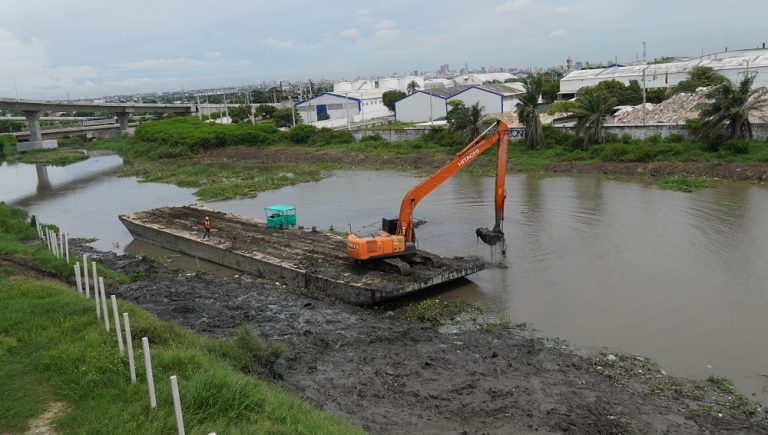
[196,146,768,182]
[68,240,767,434]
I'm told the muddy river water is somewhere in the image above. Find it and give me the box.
[5,154,768,402]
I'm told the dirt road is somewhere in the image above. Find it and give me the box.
[76,242,767,434]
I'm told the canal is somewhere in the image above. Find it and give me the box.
[4,154,767,402]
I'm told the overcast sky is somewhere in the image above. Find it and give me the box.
[1,0,765,98]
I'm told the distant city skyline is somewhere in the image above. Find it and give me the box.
[1,0,766,99]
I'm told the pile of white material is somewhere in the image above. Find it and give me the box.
[612,86,768,125]
[613,88,711,125]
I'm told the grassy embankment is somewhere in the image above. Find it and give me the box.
[66,117,768,198]
[0,203,359,434]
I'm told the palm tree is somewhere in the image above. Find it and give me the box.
[406,80,420,95]
[571,87,617,148]
[695,74,768,145]
[515,76,545,149]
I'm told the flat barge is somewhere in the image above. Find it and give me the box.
[119,205,484,305]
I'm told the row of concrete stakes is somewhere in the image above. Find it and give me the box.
[35,222,217,435]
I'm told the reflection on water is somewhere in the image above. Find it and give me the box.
[2,160,767,403]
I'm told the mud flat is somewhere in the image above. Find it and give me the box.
[119,205,483,305]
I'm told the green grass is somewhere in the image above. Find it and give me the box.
[0,205,131,283]
[19,149,88,166]
[0,203,360,434]
[393,298,482,328]
[658,176,712,192]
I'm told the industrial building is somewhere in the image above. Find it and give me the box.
[560,48,768,98]
[294,76,429,125]
[294,90,390,125]
[394,83,525,123]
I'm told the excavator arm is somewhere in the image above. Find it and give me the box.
[347,120,510,262]
[397,121,510,242]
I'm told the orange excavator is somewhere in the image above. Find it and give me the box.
[347,120,510,273]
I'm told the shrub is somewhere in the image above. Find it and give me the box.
[287,124,317,144]
[722,138,750,155]
[603,132,620,144]
[620,133,634,144]
[665,133,685,143]
[135,117,280,151]
[317,112,330,121]
[307,128,354,146]
[360,134,384,142]
[645,134,662,145]
[542,124,579,147]
[0,135,17,158]
[420,126,464,148]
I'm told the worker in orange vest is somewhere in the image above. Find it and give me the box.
[202,216,211,239]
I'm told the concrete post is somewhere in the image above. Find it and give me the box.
[23,111,43,142]
[115,112,131,135]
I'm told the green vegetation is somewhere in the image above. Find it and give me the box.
[362,120,415,131]
[382,90,407,111]
[516,76,546,149]
[658,176,712,192]
[446,100,484,140]
[228,104,253,124]
[693,74,768,149]
[135,116,282,151]
[273,108,300,128]
[406,80,420,95]
[19,149,88,166]
[393,298,482,328]
[572,87,618,147]
[0,135,16,158]
[675,66,728,94]
[0,204,130,284]
[0,119,25,133]
[596,352,764,418]
[0,207,358,434]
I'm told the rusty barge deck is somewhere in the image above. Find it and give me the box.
[119,205,484,305]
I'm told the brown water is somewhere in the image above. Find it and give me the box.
[5,160,768,402]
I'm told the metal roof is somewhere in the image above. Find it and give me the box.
[417,85,472,98]
[562,50,768,82]
[475,83,525,96]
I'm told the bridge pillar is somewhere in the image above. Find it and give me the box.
[23,111,43,142]
[115,112,131,135]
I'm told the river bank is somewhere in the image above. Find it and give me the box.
[67,237,767,434]
[78,135,768,202]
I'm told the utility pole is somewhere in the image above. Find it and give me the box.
[642,41,647,63]
[196,94,202,120]
[344,92,351,130]
[290,96,295,127]
[642,67,647,139]
[428,89,433,124]
[223,93,229,122]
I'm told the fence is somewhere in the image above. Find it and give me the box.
[34,219,216,435]
[350,123,768,143]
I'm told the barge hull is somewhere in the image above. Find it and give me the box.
[119,206,484,305]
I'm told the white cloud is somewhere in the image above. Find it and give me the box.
[495,0,568,16]
[338,28,360,38]
[495,0,530,13]
[206,51,223,58]
[548,29,567,39]
[262,37,305,49]
[0,27,99,98]
[375,19,397,30]
[112,58,204,71]
[375,29,401,39]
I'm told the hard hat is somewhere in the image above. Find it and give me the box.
[204,216,209,220]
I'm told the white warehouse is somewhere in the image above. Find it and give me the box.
[294,90,390,125]
[560,48,768,98]
[395,83,525,123]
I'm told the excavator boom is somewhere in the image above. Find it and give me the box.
[347,121,510,263]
